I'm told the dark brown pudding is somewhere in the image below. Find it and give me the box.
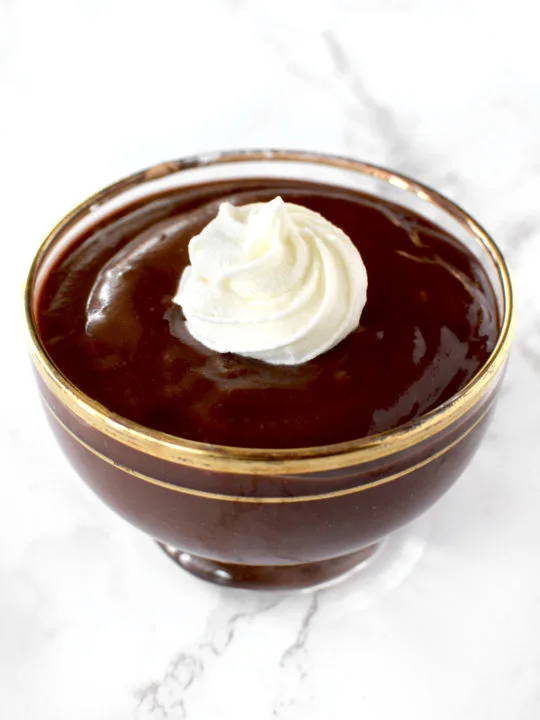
[37,179,499,449]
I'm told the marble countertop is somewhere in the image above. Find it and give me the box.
[2,1,540,718]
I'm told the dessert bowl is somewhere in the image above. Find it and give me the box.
[25,150,514,590]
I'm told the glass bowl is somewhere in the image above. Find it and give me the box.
[25,150,514,590]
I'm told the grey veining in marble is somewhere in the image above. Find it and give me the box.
[1,1,540,718]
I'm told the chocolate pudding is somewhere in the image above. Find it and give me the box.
[37,179,499,449]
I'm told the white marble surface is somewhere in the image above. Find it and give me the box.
[2,1,540,718]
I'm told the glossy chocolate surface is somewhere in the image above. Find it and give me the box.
[37,179,499,448]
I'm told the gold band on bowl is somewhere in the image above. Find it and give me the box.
[44,394,494,502]
[25,150,515,476]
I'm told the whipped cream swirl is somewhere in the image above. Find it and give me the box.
[173,196,368,365]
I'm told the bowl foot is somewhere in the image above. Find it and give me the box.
[156,543,380,591]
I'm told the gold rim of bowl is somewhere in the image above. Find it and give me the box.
[24,150,515,476]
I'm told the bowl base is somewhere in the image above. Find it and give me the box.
[156,543,380,591]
